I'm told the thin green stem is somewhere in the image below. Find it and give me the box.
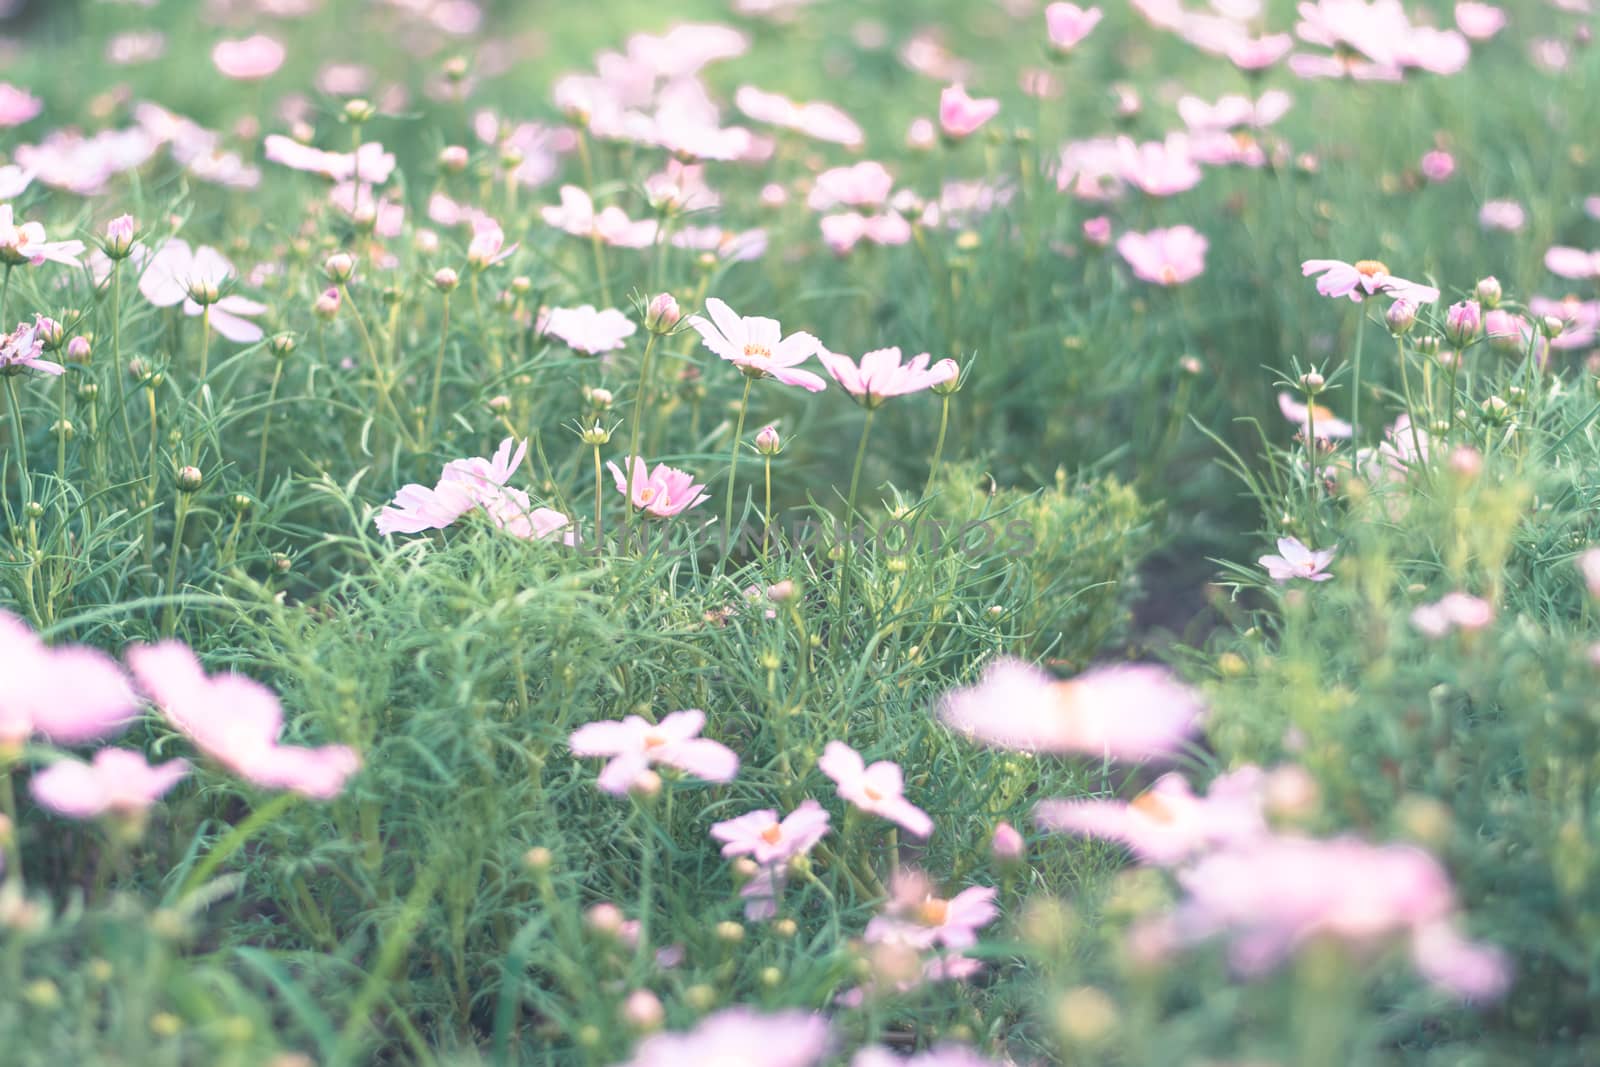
[1349,310,1365,438]
[625,331,660,544]
[111,265,136,454]
[198,304,212,382]
[921,395,950,501]
[178,791,298,899]
[723,376,753,540]
[846,407,877,519]
[426,293,451,443]
[4,375,31,511]
[762,455,772,557]
[593,443,604,556]
[255,359,285,500]
[161,489,191,635]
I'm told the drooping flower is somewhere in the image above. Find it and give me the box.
[816,347,957,408]
[568,709,739,795]
[1,318,65,377]
[1,610,140,746]
[865,869,998,951]
[1277,390,1355,439]
[126,641,359,799]
[538,305,636,354]
[617,1008,831,1067]
[1259,536,1336,583]
[30,749,189,820]
[1301,258,1440,303]
[687,298,825,391]
[211,35,287,80]
[818,741,933,837]
[1117,226,1208,285]
[710,799,831,863]
[606,456,710,518]
[1045,3,1103,50]
[0,204,85,267]
[938,657,1204,759]
[138,238,265,342]
[1035,767,1268,865]
[937,84,999,139]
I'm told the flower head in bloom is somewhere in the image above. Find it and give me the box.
[1117,135,1203,197]
[818,741,933,837]
[1117,226,1208,286]
[1545,245,1600,281]
[264,136,396,184]
[1454,2,1506,40]
[1301,258,1440,304]
[1227,33,1294,70]
[1478,200,1525,232]
[126,642,359,799]
[866,869,998,951]
[1046,3,1103,50]
[0,83,44,128]
[1277,391,1354,439]
[710,799,831,863]
[607,456,710,518]
[30,749,188,821]
[212,35,287,80]
[540,186,659,248]
[1259,536,1336,583]
[816,347,957,409]
[0,204,85,267]
[938,657,1204,759]
[376,439,570,545]
[538,305,636,354]
[1,318,65,377]
[618,1008,830,1067]
[1411,593,1494,637]
[139,239,265,342]
[687,298,825,391]
[938,84,999,139]
[735,86,864,148]
[1035,767,1267,865]
[568,709,738,795]
[1,610,139,746]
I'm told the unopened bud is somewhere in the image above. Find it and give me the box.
[313,287,341,319]
[585,903,626,938]
[486,394,511,414]
[269,333,296,358]
[645,293,681,334]
[755,424,781,455]
[1298,371,1325,394]
[580,422,612,446]
[1445,301,1481,346]
[35,317,64,351]
[176,466,203,493]
[621,990,664,1031]
[324,252,357,283]
[714,921,745,944]
[1473,275,1503,308]
[1542,314,1566,339]
[105,214,138,259]
[432,267,459,293]
[930,359,962,395]
[1385,298,1417,336]
[66,336,92,363]
[991,821,1026,862]
[342,98,376,123]
[589,387,613,409]
[439,145,470,172]
[523,846,553,873]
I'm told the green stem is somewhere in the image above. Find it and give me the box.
[255,359,285,500]
[111,265,136,455]
[593,443,604,556]
[762,455,772,557]
[4,375,31,511]
[198,305,212,382]
[55,370,68,483]
[723,376,753,540]
[846,407,876,519]
[426,293,451,443]
[1349,309,1365,438]
[161,489,191,636]
[178,791,298,898]
[625,331,660,544]
[921,395,950,501]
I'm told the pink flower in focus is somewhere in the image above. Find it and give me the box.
[710,799,831,863]
[30,749,189,820]
[126,642,359,799]
[816,347,957,408]
[1116,226,1208,285]
[569,709,738,795]
[1478,200,1525,232]
[0,83,43,127]
[1454,2,1506,39]
[1,318,65,377]
[1036,767,1268,865]
[1,610,139,745]
[1410,593,1494,637]
[938,84,999,139]
[376,439,570,544]
[606,456,710,518]
[212,35,287,80]
[0,204,85,268]
[818,741,933,838]
[617,1009,830,1067]
[1045,3,1103,50]
[1301,258,1440,303]
[865,869,998,950]
[938,657,1204,759]
[138,238,266,342]
[1259,536,1336,582]
[539,305,636,354]
[687,297,826,391]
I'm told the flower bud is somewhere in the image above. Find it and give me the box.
[1447,444,1482,480]
[1542,314,1566,339]
[432,267,459,293]
[230,493,253,514]
[414,229,441,255]
[1415,333,1442,356]
[1298,371,1325,394]
[772,918,798,939]
[1385,298,1417,336]
[176,465,204,493]
[186,279,221,306]
[1473,275,1502,308]
[35,317,64,351]
[585,903,625,938]
[324,252,357,283]
[767,579,796,602]
[1444,300,1481,346]
[645,293,681,334]
[930,359,962,395]
[580,422,612,446]
[342,98,376,123]
[684,985,716,1012]
[1179,355,1202,375]
[105,214,137,259]
[442,55,470,82]
[628,769,661,799]
[714,920,745,944]
[991,821,1025,862]
[1480,394,1510,423]
[66,336,92,363]
[438,145,470,173]
[523,846,553,873]
[755,424,781,455]
[313,287,341,319]
[621,990,664,1031]
[269,333,296,359]
[589,387,614,409]
[486,394,511,414]
[51,418,73,440]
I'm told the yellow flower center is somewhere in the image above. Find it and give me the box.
[643,731,668,750]
[742,343,772,360]
[1131,790,1177,823]
[638,487,656,505]
[1159,265,1178,284]
[864,784,884,802]
[760,823,784,845]
[917,898,950,926]
[1353,259,1389,278]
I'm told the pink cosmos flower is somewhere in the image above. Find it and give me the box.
[1454,2,1506,39]
[376,438,572,545]
[1301,258,1440,303]
[819,213,913,255]
[1,318,65,377]
[1410,593,1494,637]
[1277,391,1354,439]
[262,136,396,184]
[1082,216,1112,245]
[1259,536,1336,582]
[0,83,43,127]
[606,456,710,518]
[865,869,998,951]
[126,642,359,799]
[1177,91,1292,131]
[687,297,825,391]
[938,84,999,139]
[1046,3,1103,50]
[0,204,85,268]
[138,239,265,343]
[1227,33,1295,69]
[467,217,517,268]
[1545,245,1600,280]
[540,186,659,248]
[568,708,739,795]
[1117,135,1203,196]
[1036,766,1267,865]
[1420,149,1456,182]
[1,610,139,746]
[618,1009,830,1067]
[818,741,933,838]
[1529,295,1600,350]
[1478,200,1525,232]
[938,657,1204,759]
[807,161,895,211]
[816,347,957,408]
[710,799,831,863]
[30,749,189,820]
[1117,226,1208,286]
[734,86,864,148]
[212,35,286,80]
[854,1045,1006,1067]
[538,305,636,354]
